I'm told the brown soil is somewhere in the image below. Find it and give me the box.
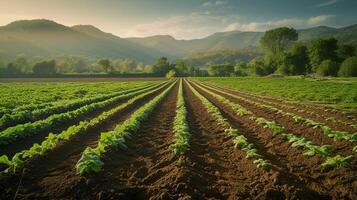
[0,79,356,200]
[0,83,172,200]
[189,80,357,199]
[194,81,356,156]
[203,81,357,126]
[0,83,165,158]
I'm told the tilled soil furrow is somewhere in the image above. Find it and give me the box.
[0,84,170,200]
[62,82,185,200]
[0,85,164,158]
[196,81,356,155]
[190,80,357,199]
[205,82,357,128]
[182,80,310,200]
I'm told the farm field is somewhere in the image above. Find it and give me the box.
[0,78,356,199]
[195,77,357,109]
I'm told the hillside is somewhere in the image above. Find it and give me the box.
[1,19,357,64]
[131,24,357,56]
[0,20,165,63]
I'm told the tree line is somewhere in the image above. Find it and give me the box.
[207,27,357,77]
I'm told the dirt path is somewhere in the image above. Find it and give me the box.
[0,83,171,200]
[201,81,357,128]
[190,80,357,199]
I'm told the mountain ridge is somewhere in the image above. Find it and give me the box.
[0,19,357,63]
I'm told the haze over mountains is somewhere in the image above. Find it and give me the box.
[0,19,356,64]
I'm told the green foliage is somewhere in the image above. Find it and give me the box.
[260,27,298,55]
[0,83,157,130]
[255,118,285,136]
[194,80,354,166]
[75,81,176,175]
[183,48,260,67]
[75,147,104,174]
[338,56,357,77]
[308,38,338,69]
[174,60,189,77]
[98,59,113,73]
[188,81,271,169]
[0,82,165,145]
[208,64,235,77]
[287,42,309,74]
[0,154,23,173]
[316,60,339,77]
[195,77,357,109]
[337,44,356,61]
[0,82,170,173]
[33,60,57,74]
[321,155,354,169]
[166,69,177,78]
[151,57,173,76]
[170,79,190,155]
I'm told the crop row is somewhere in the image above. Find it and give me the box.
[0,82,145,113]
[198,82,357,145]
[0,82,160,131]
[170,79,190,155]
[186,80,272,169]
[0,82,167,145]
[191,81,354,168]
[0,81,173,173]
[209,83,357,129]
[75,81,177,175]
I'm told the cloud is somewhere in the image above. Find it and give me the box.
[313,0,340,7]
[203,0,228,7]
[125,12,239,39]
[126,13,337,39]
[225,15,337,32]
[307,15,336,25]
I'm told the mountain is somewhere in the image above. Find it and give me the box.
[0,19,165,63]
[131,24,357,57]
[1,19,357,64]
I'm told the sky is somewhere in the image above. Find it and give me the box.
[0,0,356,39]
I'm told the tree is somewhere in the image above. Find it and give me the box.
[247,59,266,76]
[174,60,189,77]
[337,44,356,61]
[316,60,339,77]
[151,57,172,76]
[308,38,338,71]
[14,55,30,73]
[208,64,234,76]
[234,61,248,76]
[260,27,298,73]
[288,42,309,75]
[338,56,357,77]
[260,27,298,55]
[98,59,113,73]
[188,66,195,76]
[4,63,22,74]
[33,60,57,74]
[166,69,177,78]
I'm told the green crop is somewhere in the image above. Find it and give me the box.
[170,79,190,155]
[188,81,271,169]
[75,81,176,175]
[321,155,354,169]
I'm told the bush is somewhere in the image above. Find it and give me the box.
[316,60,339,77]
[338,56,357,77]
[165,69,177,78]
